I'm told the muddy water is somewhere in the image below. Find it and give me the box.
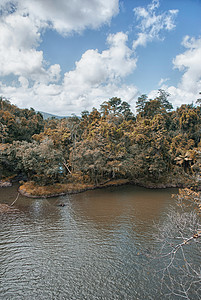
[0,184,178,299]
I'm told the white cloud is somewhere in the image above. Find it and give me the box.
[0,11,62,84]
[150,36,201,107]
[0,80,139,116]
[47,65,61,83]
[158,78,169,86]
[60,32,137,112]
[148,0,160,11]
[64,32,136,88]
[133,0,178,49]
[0,13,43,77]
[173,36,201,93]
[0,29,138,115]
[164,86,196,108]
[0,0,124,114]
[168,36,201,106]
[0,0,182,115]
[2,0,119,35]
[0,0,120,77]
[18,76,29,89]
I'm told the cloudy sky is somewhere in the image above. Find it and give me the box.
[0,0,201,115]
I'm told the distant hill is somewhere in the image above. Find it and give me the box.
[38,111,70,120]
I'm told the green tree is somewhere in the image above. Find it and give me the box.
[136,90,172,119]
[6,140,64,185]
[136,94,148,117]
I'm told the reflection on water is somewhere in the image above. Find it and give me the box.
[0,184,177,299]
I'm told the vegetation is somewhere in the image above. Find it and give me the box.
[149,188,201,299]
[1,94,200,298]
[0,92,201,195]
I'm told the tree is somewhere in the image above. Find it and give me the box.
[70,137,108,185]
[100,97,133,118]
[124,115,172,182]
[0,143,11,179]
[119,101,135,121]
[150,188,201,299]
[136,90,173,119]
[0,122,8,143]
[136,94,148,117]
[196,92,201,104]
[0,97,44,142]
[108,97,122,115]
[156,89,173,111]
[1,93,201,189]
[6,140,64,185]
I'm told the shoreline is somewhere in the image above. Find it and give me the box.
[2,175,198,199]
[18,179,130,198]
[18,179,188,199]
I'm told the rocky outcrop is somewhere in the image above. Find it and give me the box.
[0,181,12,187]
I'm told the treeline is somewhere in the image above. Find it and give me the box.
[0,91,201,187]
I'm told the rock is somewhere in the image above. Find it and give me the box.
[0,181,12,187]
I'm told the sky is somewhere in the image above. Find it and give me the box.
[0,0,201,116]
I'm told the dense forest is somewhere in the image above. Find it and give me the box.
[0,90,201,193]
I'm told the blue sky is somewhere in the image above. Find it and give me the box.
[0,0,201,115]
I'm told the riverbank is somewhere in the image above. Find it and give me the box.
[19,179,130,198]
[18,173,198,198]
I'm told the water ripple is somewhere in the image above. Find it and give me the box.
[0,186,181,299]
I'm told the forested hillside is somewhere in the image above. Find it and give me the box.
[0,91,201,192]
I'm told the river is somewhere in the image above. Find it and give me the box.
[0,184,197,299]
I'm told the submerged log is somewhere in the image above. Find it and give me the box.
[57,203,66,207]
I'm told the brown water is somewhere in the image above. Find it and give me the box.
[0,184,178,299]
